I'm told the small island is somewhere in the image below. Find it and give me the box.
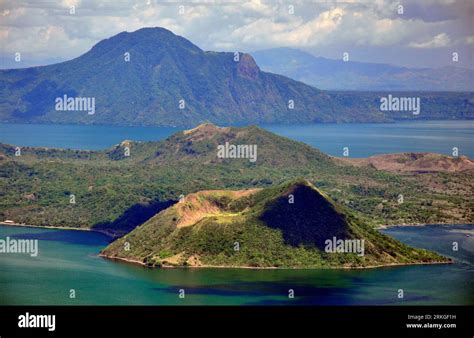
[101,179,449,269]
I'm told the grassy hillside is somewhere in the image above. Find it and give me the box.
[1,124,472,236]
[101,179,448,268]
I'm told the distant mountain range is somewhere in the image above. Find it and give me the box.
[252,47,474,92]
[0,27,473,126]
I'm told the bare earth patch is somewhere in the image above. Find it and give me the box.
[176,189,260,228]
[183,123,231,142]
[335,153,474,173]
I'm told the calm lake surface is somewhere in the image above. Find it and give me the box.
[1,121,472,304]
[0,224,472,305]
[0,120,472,158]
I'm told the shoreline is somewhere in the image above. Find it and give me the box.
[1,222,456,270]
[2,220,469,233]
[374,222,471,230]
[0,222,112,237]
[99,253,453,271]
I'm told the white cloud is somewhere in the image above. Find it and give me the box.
[465,35,474,45]
[409,33,451,48]
[0,0,471,67]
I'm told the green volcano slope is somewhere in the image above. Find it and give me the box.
[1,124,473,236]
[101,180,448,268]
[1,27,471,126]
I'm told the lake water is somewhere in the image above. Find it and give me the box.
[0,224,472,305]
[1,121,472,305]
[0,120,472,158]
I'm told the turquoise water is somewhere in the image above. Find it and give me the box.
[0,123,181,151]
[0,121,472,305]
[263,120,474,158]
[0,121,472,158]
[0,224,472,305]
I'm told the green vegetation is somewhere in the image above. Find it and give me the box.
[101,179,448,268]
[1,27,472,126]
[0,124,472,238]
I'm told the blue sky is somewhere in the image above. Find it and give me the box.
[0,0,473,69]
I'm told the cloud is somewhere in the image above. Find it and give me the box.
[465,35,474,45]
[409,33,451,48]
[0,0,472,68]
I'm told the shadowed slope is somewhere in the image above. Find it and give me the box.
[259,183,350,249]
[101,179,448,268]
[1,124,473,230]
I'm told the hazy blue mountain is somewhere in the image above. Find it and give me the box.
[252,47,474,91]
[0,28,472,127]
